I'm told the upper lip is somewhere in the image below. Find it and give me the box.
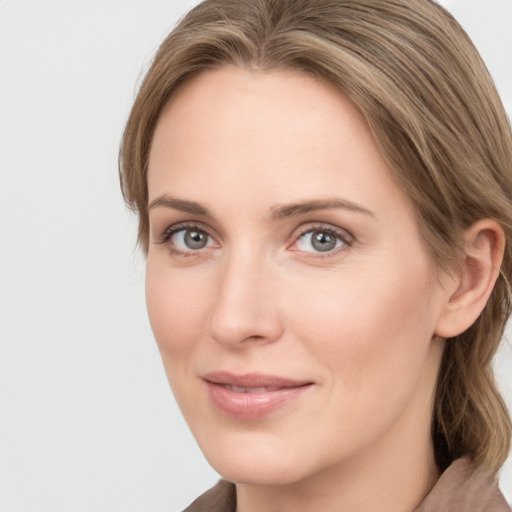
[202,371,313,388]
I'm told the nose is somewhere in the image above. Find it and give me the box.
[207,248,284,349]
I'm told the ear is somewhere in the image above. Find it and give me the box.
[435,219,505,338]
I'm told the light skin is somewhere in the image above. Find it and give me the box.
[145,66,504,512]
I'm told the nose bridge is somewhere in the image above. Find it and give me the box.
[207,242,282,348]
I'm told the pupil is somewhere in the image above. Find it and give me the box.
[184,230,207,249]
[312,231,336,252]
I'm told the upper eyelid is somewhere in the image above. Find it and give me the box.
[159,221,215,240]
[293,223,354,242]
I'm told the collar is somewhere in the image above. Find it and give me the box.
[414,457,510,512]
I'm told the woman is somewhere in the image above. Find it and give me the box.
[119,0,512,510]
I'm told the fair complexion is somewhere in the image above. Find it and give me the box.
[145,66,504,512]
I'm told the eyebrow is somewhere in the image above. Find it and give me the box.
[269,199,375,220]
[149,195,212,217]
[148,194,374,220]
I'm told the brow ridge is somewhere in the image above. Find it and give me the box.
[148,195,211,217]
[148,195,374,220]
[269,199,374,220]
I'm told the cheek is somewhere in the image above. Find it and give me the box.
[279,263,442,459]
[145,262,210,361]
[285,260,439,393]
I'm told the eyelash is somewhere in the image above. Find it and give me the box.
[156,222,354,259]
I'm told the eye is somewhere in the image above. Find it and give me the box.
[157,224,217,254]
[173,228,211,250]
[294,227,350,254]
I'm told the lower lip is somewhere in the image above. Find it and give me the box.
[205,382,312,419]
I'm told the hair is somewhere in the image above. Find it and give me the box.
[119,0,512,475]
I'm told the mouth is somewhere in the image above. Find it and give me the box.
[202,371,314,419]
[218,385,286,393]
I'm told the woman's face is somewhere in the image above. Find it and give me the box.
[146,67,450,485]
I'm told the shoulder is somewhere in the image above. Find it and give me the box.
[182,480,236,512]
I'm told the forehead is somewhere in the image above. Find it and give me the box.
[147,66,413,222]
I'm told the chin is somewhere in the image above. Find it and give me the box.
[209,454,311,486]
[192,426,328,486]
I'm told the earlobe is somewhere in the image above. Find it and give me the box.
[435,219,505,339]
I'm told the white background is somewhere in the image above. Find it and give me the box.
[0,1,510,511]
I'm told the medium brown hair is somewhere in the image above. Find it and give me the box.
[119,0,512,475]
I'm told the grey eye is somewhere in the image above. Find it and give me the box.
[173,229,210,250]
[311,231,337,252]
[184,229,208,249]
[296,229,344,253]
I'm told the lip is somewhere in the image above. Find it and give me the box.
[202,371,314,419]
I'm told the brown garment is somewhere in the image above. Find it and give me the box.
[182,458,511,512]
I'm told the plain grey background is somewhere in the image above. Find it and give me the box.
[0,1,510,511]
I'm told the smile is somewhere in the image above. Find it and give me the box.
[202,372,314,419]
